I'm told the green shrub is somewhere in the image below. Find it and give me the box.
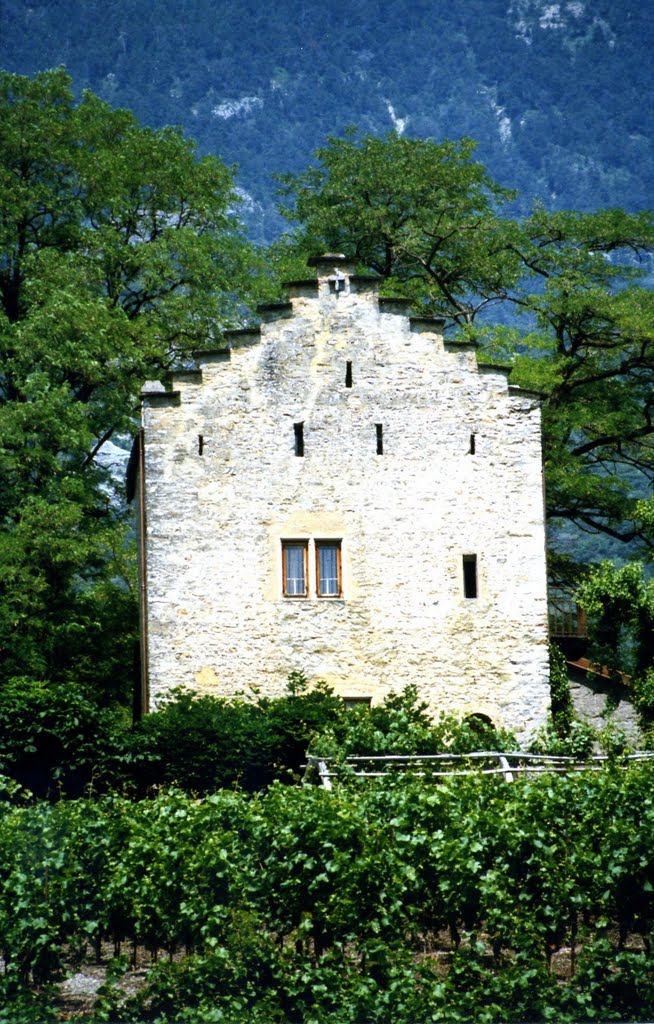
[257,673,348,779]
[127,690,275,794]
[0,673,603,801]
[0,675,349,798]
[128,678,349,795]
[0,678,127,798]
[308,684,517,757]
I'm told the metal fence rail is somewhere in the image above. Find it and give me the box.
[303,751,654,788]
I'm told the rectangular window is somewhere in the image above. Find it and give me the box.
[463,554,478,599]
[283,541,308,596]
[316,541,342,597]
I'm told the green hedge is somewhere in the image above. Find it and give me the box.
[0,679,519,799]
[0,677,349,798]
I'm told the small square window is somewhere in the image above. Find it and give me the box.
[316,541,342,597]
[282,541,308,597]
[343,696,372,710]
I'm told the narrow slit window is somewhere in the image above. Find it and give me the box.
[294,422,304,457]
[463,555,478,599]
[375,423,384,455]
[469,433,476,455]
[316,541,342,597]
[198,434,204,456]
[282,541,308,597]
[345,361,353,388]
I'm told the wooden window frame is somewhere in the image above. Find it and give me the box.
[282,540,309,598]
[315,540,342,598]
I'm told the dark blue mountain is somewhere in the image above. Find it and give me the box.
[1,0,652,240]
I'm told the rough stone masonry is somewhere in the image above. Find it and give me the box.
[137,256,550,740]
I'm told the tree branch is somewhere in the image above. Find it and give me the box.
[81,425,115,469]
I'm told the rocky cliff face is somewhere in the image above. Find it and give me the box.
[508,0,616,48]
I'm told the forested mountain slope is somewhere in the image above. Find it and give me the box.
[1,0,652,240]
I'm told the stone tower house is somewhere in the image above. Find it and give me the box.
[133,256,550,739]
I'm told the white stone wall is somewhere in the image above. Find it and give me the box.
[141,259,550,740]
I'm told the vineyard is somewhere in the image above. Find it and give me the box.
[2,763,654,1023]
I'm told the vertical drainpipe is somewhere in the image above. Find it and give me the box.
[137,427,150,716]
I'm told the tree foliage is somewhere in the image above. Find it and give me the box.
[499,207,654,550]
[277,131,519,325]
[0,69,266,694]
[577,561,654,722]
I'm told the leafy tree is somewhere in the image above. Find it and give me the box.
[276,130,520,325]
[497,206,654,550]
[278,133,654,557]
[0,69,266,696]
